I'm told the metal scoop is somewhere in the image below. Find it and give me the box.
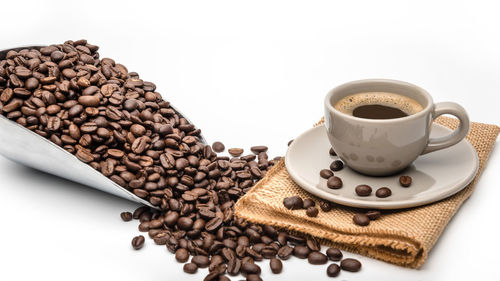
[0,46,206,209]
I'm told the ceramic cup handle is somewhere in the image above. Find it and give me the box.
[422,102,470,155]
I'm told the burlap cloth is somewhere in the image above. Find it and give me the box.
[235,117,500,268]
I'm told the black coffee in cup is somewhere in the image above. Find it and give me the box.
[334,92,423,119]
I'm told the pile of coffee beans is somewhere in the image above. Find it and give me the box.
[0,40,363,280]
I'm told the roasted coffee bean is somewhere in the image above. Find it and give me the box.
[326,248,343,261]
[353,213,370,226]
[329,147,337,156]
[329,160,343,171]
[355,184,372,196]
[399,175,412,187]
[212,141,225,152]
[277,245,293,260]
[120,211,132,221]
[241,262,261,275]
[303,198,315,209]
[246,274,262,281]
[306,206,319,217]
[228,148,243,157]
[183,262,198,274]
[320,169,334,179]
[283,196,303,210]
[175,248,190,263]
[306,238,320,252]
[327,263,341,277]
[227,258,241,275]
[250,146,268,154]
[308,251,328,265]
[327,176,343,189]
[375,187,392,198]
[269,258,282,274]
[192,255,210,268]
[293,245,310,259]
[131,235,145,250]
[366,210,381,220]
[319,201,332,212]
[340,258,362,272]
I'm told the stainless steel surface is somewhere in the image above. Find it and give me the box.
[0,45,206,208]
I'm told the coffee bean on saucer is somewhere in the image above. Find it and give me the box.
[329,148,337,156]
[270,258,283,273]
[327,176,343,189]
[326,248,343,261]
[308,251,328,264]
[355,184,372,196]
[327,263,341,277]
[353,213,370,226]
[120,211,132,221]
[131,235,145,250]
[319,201,332,212]
[283,196,303,210]
[340,258,362,272]
[303,198,315,209]
[212,141,225,152]
[399,175,412,187]
[375,187,392,198]
[251,145,268,154]
[228,148,244,157]
[330,160,343,171]
[320,169,334,179]
[183,262,198,274]
[306,206,319,217]
[366,210,381,220]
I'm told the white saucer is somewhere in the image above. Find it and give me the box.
[285,124,479,209]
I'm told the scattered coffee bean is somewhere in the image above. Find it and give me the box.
[120,211,132,221]
[340,258,362,272]
[192,255,210,268]
[269,258,283,273]
[306,238,320,252]
[355,184,372,196]
[306,206,319,217]
[293,245,310,259]
[353,213,370,226]
[327,263,341,277]
[246,274,263,281]
[251,146,268,154]
[241,262,261,275]
[228,148,244,157]
[327,176,343,189]
[320,169,334,179]
[319,201,332,212]
[131,235,145,250]
[212,141,225,152]
[329,148,337,156]
[277,245,293,260]
[183,263,198,274]
[326,248,343,261]
[283,196,303,210]
[366,210,381,220]
[375,187,392,198]
[399,175,412,187]
[303,198,315,209]
[175,248,190,263]
[308,251,328,265]
[329,160,343,171]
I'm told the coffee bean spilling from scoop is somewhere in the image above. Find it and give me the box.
[0,40,366,280]
[211,141,225,152]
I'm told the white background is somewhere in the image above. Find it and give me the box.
[1,1,499,280]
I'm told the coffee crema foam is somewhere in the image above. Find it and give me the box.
[334,92,424,116]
